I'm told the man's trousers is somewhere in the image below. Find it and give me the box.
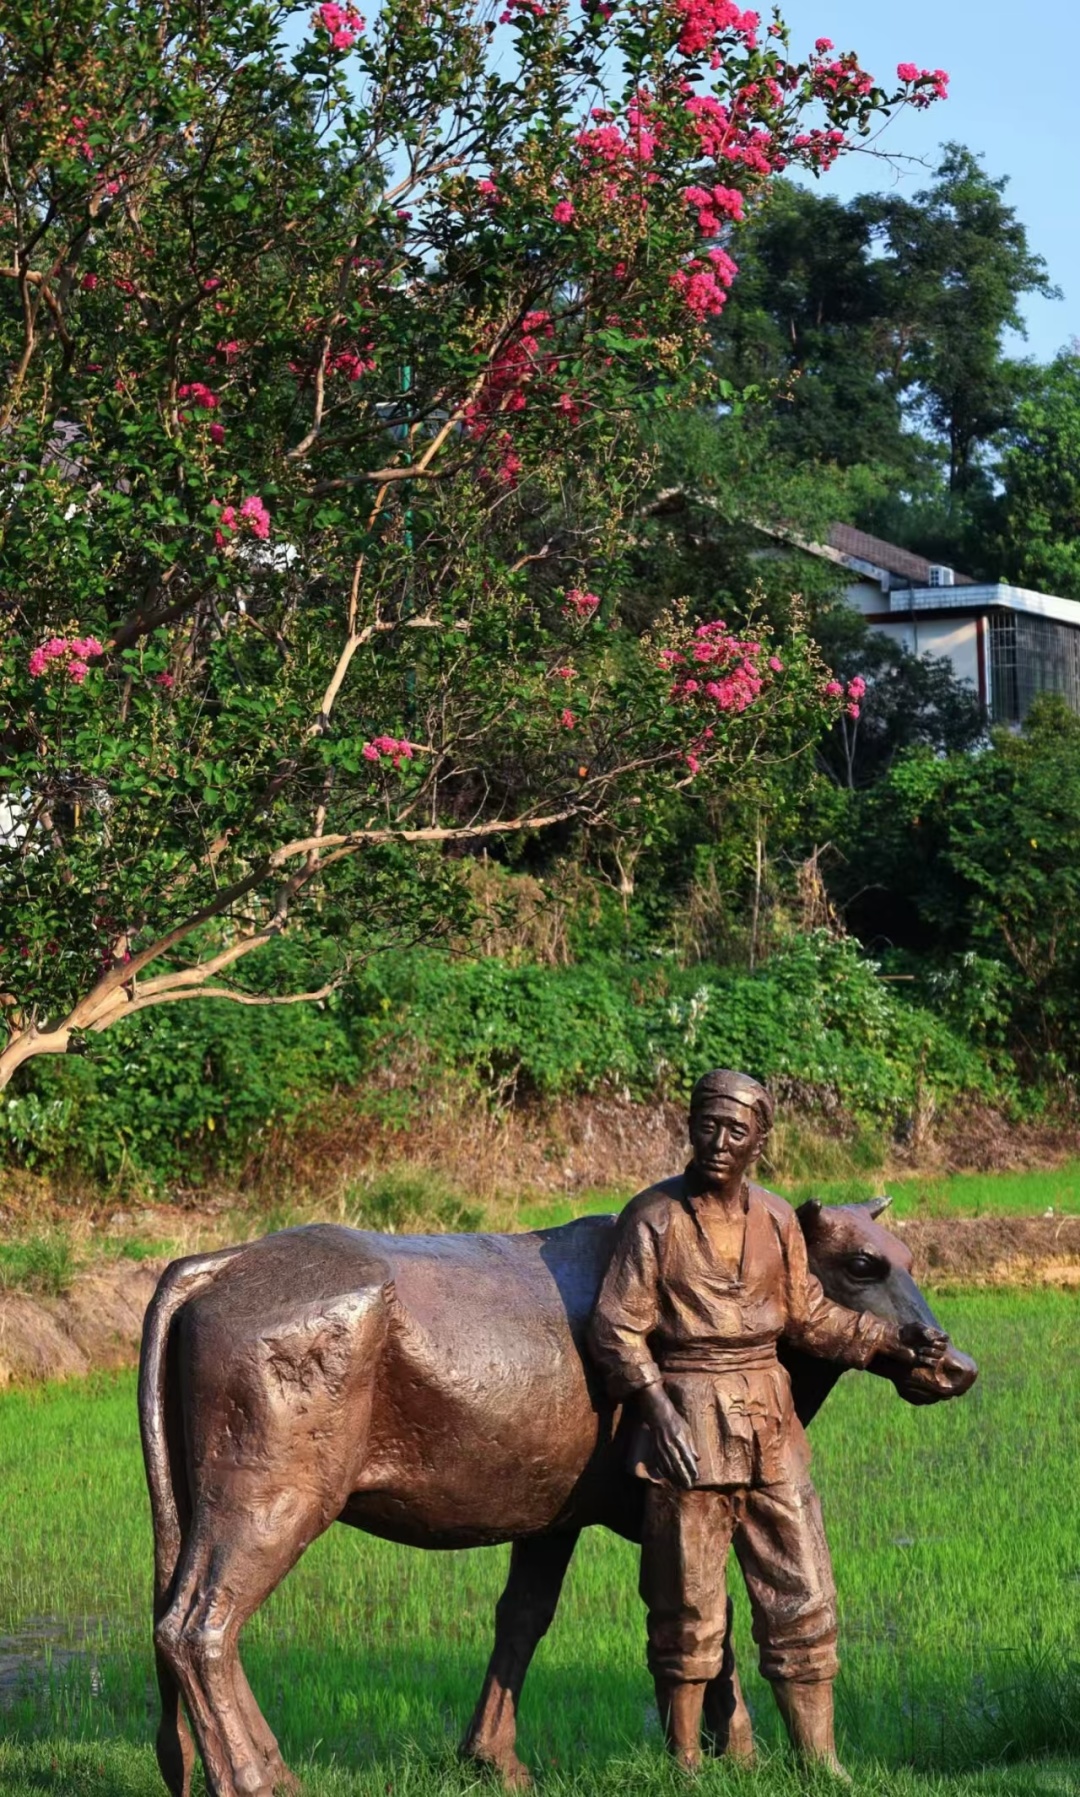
[640,1478,840,1685]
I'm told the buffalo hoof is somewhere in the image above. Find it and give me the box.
[460,1745,534,1790]
[229,1754,299,1797]
[819,1754,852,1785]
[500,1758,534,1791]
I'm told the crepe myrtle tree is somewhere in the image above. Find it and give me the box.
[0,0,945,1087]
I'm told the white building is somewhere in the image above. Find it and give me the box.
[805,524,1080,726]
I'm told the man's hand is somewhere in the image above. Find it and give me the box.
[892,1322,950,1367]
[639,1383,699,1489]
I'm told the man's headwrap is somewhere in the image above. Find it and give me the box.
[689,1068,774,1138]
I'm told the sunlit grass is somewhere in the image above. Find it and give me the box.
[1,1291,1077,1794]
[518,1163,1080,1233]
[789,1164,1080,1219]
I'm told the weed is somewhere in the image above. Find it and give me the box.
[343,1165,484,1234]
[0,1233,75,1297]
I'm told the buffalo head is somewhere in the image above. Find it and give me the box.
[798,1195,978,1405]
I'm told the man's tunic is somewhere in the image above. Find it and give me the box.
[589,1171,892,1489]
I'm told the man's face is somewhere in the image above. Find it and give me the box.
[689,1099,762,1190]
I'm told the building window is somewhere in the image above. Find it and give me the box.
[988,610,1080,724]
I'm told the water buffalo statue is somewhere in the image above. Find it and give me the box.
[139,1193,976,1797]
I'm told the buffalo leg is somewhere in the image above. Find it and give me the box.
[702,1598,755,1763]
[155,1497,328,1797]
[233,1660,300,1795]
[154,1638,197,1797]
[461,1530,580,1788]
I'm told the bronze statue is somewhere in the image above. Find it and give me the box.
[588,1069,951,1778]
[140,1152,975,1797]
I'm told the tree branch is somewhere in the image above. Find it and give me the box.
[87,973,343,1026]
[0,804,582,1088]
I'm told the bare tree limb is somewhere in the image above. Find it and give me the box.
[0,803,582,1087]
[87,973,343,1026]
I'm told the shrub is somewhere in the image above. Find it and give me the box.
[1,933,1002,1188]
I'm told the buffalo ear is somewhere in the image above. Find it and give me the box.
[863,1194,892,1220]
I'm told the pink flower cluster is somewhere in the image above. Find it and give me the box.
[684,182,744,234]
[576,108,658,171]
[563,588,601,620]
[670,247,738,319]
[464,310,557,455]
[362,734,419,768]
[665,621,769,715]
[177,381,219,410]
[684,95,780,178]
[673,0,759,64]
[809,50,874,102]
[328,346,375,380]
[499,0,547,20]
[552,198,576,224]
[313,1,364,49]
[214,495,271,546]
[28,634,104,684]
[824,674,866,719]
[550,664,577,681]
[64,112,98,162]
[565,96,663,227]
[498,444,523,486]
[897,63,949,105]
[791,127,846,172]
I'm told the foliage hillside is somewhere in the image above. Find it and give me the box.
[0,933,1000,1187]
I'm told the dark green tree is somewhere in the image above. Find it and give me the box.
[836,698,1080,1071]
[713,145,1058,574]
[620,407,877,635]
[713,180,914,474]
[858,144,1058,497]
[994,351,1080,601]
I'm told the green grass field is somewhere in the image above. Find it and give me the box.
[517,1162,1080,1233]
[1,1288,1077,1797]
[796,1165,1080,1219]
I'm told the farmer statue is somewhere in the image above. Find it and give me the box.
[588,1068,948,1777]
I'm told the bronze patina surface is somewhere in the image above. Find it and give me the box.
[140,1154,975,1795]
[589,1069,960,1777]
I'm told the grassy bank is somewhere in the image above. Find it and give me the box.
[518,1163,1080,1231]
[0,1161,1078,1304]
[1,1290,1076,1794]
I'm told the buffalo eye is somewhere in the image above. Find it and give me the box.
[846,1254,884,1282]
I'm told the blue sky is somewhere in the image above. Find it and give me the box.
[783,0,1076,362]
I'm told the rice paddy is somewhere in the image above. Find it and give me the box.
[518,1163,1080,1232]
[0,1286,1077,1796]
